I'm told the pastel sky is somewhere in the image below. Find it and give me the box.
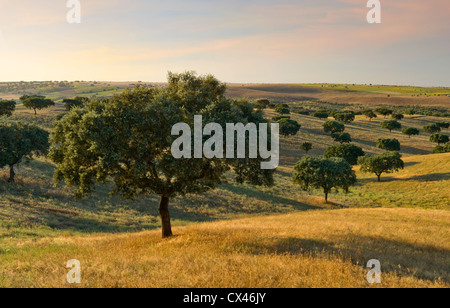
[0,0,449,86]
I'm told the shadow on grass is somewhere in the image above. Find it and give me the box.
[240,235,449,283]
[359,172,450,184]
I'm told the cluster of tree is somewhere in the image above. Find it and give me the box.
[275,104,291,115]
[0,100,16,117]
[49,72,276,238]
[381,120,402,133]
[333,111,355,123]
[433,143,450,154]
[375,108,394,118]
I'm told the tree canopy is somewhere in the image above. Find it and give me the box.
[0,100,16,117]
[402,127,420,138]
[362,109,377,120]
[49,72,276,238]
[381,120,402,133]
[424,124,441,134]
[377,138,401,151]
[324,143,365,165]
[63,96,88,110]
[0,122,49,183]
[332,132,352,144]
[278,118,301,137]
[275,105,291,115]
[358,152,404,182]
[323,120,345,135]
[292,156,356,203]
[20,95,55,115]
[333,111,355,123]
[300,142,313,154]
[430,134,450,145]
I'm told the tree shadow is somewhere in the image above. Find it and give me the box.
[238,235,449,283]
[359,172,450,184]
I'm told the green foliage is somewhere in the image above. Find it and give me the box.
[300,142,313,154]
[0,122,49,182]
[49,72,275,238]
[275,105,291,115]
[313,112,329,119]
[324,143,365,166]
[392,114,405,121]
[0,100,16,117]
[323,120,345,135]
[272,116,291,122]
[433,143,450,154]
[436,122,450,130]
[381,120,402,133]
[358,152,405,182]
[362,109,377,120]
[424,124,442,134]
[430,134,450,145]
[402,127,420,138]
[278,118,301,137]
[255,99,270,110]
[377,138,401,151]
[20,95,55,115]
[63,96,88,110]
[292,156,356,203]
[333,111,355,123]
[375,108,394,117]
[331,132,352,144]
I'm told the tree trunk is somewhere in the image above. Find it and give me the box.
[324,192,328,203]
[8,166,15,183]
[377,175,381,182]
[159,195,173,238]
[34,108,37,116]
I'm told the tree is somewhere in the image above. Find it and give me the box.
[49,72,275,238]
[375,108,393,118]
[392,114,404,121]
[0,122,49,183]
[433,143,450,154]
[313,112,329,120]
[334,111,355,123]
[424,124,442,134]
[436,122,450,130]
[430,134,450,145]
[402,127,420,138]
[381,120,402,133]
[377,138,401,151]
[292,156,356,203]
[63,96,87,110]
[323,120,345,135]
[362,109,377,121]
[278,118,301,137]
[0,100,16,117]
[358,152,405,182]
[275,105,290,115]
[332,132,352,144]
[255,99,270,111]
[300,142,313,154]
[20,95,55,115]
[324,143,365,165]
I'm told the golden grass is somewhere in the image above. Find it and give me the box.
[0,208,448,288]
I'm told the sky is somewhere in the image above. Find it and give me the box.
[0,0,449,86]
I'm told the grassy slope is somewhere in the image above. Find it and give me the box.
[0,85,449,287]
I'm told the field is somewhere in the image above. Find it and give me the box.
[0,83,449,288]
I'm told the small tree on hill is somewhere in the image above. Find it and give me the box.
[323,120,345,135]
[358,152,404,182]
[63,97,87,111]
[392,114,404,121]
[324,143,365,165]
[436,122,450,130]
[256,99,270,111]
[430,134,450,145]
[300,142,313,154]
[313,112,329,120]
[334,111,355,123]
[20,95,55,116]
[275,105,291,115]
[377,138,401,151]
[292,156,356,203]
[0,100,16,117]
[424,124,441,134]
[375,108,393,118]
[332,132,352,144]
[0,122,49,183]
[402,127,420,138]
[278,118,301,137]
[381,120,402,133]
[362,109,377,121]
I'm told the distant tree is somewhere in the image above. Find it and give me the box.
[423,124,441,134]
[334,111,355,123]
[255,99,270,110]
[292,156,356,203]
[323,120,345,135]
[377,138,401,151]
[392,114,404,121]
[0,100,16,117]
[275,105,291,115]
[49,72,275,238]
[332,132,352,144]
[375,108,394,118]
[436,122,450,130]
[313,112,329,120]
[381,120,402,133]
[358,152,405,182]
[324,143,365,165]
[300,142,313,154]
[433,143,450,154]
[63,96,87,110]
[272,116,290,122]
[0,122,49,183]
[430,134,450,145]
[402,127,420,138]
[278,118,301,137]
[20,95,55,116]
[362,109,377,121]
